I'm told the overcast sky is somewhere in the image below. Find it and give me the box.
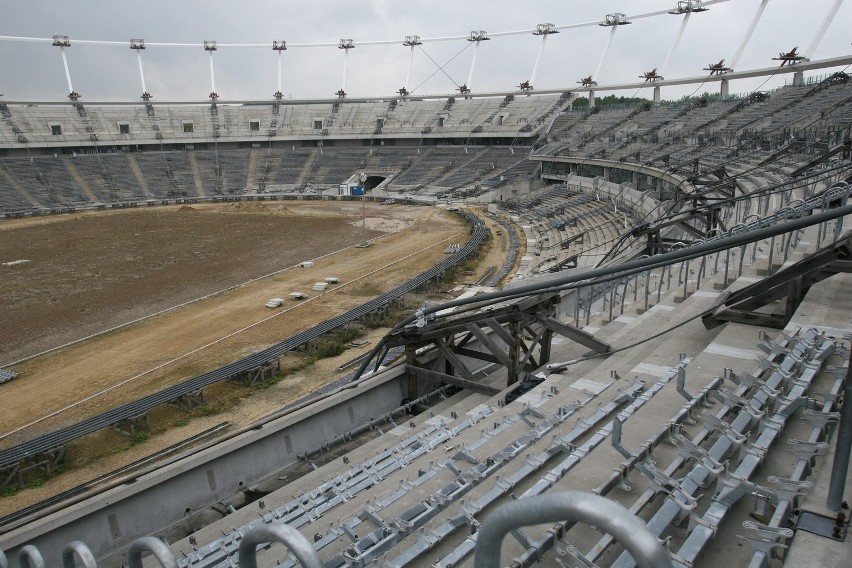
[0,0,850,102]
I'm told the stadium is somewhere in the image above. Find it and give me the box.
[1,1,851,567]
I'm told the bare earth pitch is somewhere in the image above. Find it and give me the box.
[0,202,465,440]
[1,203,382,362]
[0,202,487,516]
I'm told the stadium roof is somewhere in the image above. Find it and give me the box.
[0,0,850,101]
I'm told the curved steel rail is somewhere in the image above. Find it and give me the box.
[474,491,672,568]
[486,215,521,286]
[237,524,322,568]
[61,542,97,568]
[127,538,178,568]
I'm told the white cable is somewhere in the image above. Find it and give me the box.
[59,46,74,93]
[209,49,216,93]
[341,48,349,91]
[277,50,283,92]
[136,51,147,94]
[0,1,735,49]
[404,45,415,90]
[729,0,770,70]
[467,40,480,89]
[529,33,548,87]
[660,11,691,76]
[803,0,845,60]
[594,26,618,82]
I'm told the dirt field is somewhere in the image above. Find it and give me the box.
[0,201,510,516]
[0,203,382,363]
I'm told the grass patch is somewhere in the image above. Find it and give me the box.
[316,339,346,359]
[351,282,383,297]
[282,357,313,374]
[259,372,285,389]
[134,431,149,443]
[1,486,18,497]
[27,478,45,489]
[174,420,189,427]
[364,306,412,329]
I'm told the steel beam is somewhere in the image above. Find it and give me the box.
[538,316,611,354]
[435,338,477,382]
[465,323,513,367]
[703,235,852,329]
[406,365,501,396]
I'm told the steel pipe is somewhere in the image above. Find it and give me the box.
[237,524,322,568]
[473,491,672,568]
[17,547,44,568]
[127,537,178,568]
[827,362,852,511]
[61,542,97,568]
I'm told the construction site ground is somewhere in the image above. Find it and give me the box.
[0,201,515,517]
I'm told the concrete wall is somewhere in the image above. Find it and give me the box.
[1,367,408,563]
[1,292,574,564]
[493,176,549,203]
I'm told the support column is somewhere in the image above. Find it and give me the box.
[793,71,804,86]
[720,78,729,100]
[539,327,553,368]
[827,363,852,511]
[168,389,205,411]
[653,86,661,105]
[589,90,596,108]
[508,319,522,386]
[112,413,150,437]
[406,348,418,401]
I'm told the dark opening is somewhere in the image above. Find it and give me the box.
[363,175,387,190]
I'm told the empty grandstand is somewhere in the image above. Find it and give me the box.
[1,2,852,568]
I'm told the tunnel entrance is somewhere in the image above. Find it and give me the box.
[363,175,387,191]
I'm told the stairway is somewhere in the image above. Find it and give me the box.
[187,151,207,197]
[126,155,152,197]
[62,157,101,204]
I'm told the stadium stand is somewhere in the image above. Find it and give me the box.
[1,58,851,568]
[0,96,566,151]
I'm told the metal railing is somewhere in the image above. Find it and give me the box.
[568,180,851,328]
[474,492,672,568]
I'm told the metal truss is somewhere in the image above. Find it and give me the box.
[703,233,852,329]
[381,292,610,399]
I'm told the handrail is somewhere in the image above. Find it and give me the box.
[61,542,97,568]
[237,524,322,568]
[17,546,44,568]
[127,537,178,568]
[352,201,852,382]
[473,491,672,568]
